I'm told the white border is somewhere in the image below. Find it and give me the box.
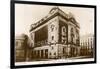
[15,58,94,66]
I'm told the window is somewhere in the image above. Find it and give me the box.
[51,25,55,32]
[71,28,74,33]
[52,36,54,40]
[63,27,66,32]
[62,26,66,34]
[61,26,67,44]
[63,48,65,54]
[71,28,74,43]
[54,53,56,55]
[62,39,66,44]
[49,53,51,55]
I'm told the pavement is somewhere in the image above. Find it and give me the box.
[29,56,93,61]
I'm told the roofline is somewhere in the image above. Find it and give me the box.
[30,8,80,32]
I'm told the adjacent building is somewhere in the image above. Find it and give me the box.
[15,34,32,62]
[30,7,80,59]
[80,34,94,57]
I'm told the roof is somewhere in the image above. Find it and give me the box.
[30,7,79,32]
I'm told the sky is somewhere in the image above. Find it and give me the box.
[15,4,94,36]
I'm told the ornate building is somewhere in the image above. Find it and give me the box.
[30,7,80,59]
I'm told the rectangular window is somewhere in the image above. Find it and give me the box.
[52,36,54,40]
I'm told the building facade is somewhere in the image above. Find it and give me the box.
[15,34,32,62]
[30,7,80,59]
[80,34,94,57]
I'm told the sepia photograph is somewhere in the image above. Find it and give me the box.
[11,1,96,68]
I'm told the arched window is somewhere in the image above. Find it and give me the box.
[61,26,66,35]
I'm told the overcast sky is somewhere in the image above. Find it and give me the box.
[15,4,94,36]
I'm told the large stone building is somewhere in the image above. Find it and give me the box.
[30,7,80,59]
